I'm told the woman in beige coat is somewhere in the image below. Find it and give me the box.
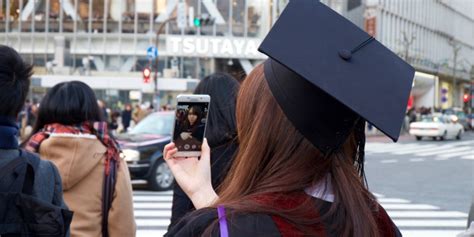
[24,81,136,237]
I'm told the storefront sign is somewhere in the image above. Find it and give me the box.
[166,36,266,59]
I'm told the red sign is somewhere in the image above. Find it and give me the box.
[407,95,414,110]
[364,17,376,37]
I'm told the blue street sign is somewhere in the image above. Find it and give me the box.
[147,46,158,60]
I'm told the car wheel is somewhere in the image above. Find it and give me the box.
[432,137,437,141]
[440,131,447,141]
[456,130,462,140]
[416,136,422,141]
[148,158,174,191]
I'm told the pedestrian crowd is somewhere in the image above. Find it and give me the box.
[1,1,472,237]
[16,97,175,139]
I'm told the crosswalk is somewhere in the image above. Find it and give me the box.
[365,139,474,161]
[134,190,172,237]
[373,193,468,237]
[133,190,468,237]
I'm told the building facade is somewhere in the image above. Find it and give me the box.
[1,0,473,110]
[344,0,474,110]
[0,0,293,106]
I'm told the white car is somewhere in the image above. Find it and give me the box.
[409,115,464,141]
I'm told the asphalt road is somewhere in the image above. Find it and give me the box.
[365,131,474,213]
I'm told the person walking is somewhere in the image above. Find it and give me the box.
[0,45,71,236]
[164,1,414,236]
[121,104,133,133]
[24,81,136,237]
[132,104,148,124]
[168,73,240,229]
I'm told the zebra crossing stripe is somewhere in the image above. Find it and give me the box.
[134,190,173,195]
[387,211,467,218]
[372,193,384,198]
[135,210,172,217]
[365,140,473,160]
[380,203,440,210]
[136,230,167,237]
[462,154,474,160]
[409,158,425,162]
[400,230,465,237]
[134,202,172,209]
[135,219,170,227]
[365,144,423,153]
[380,159,398,163]
[384,145,440,154]
[416,146,472,157]
[391,144,456,155]
[393,219,466,228]
[376,198,410,203]
[133,196,173,202]
[439,150,474,158]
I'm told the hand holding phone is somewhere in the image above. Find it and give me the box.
[172,94,210,157]
[163,139,218,208]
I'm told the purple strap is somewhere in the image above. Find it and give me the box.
[217,205,229,237]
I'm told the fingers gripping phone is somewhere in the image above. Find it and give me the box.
[172,94,210,157]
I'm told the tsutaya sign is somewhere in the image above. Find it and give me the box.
[166,36,266,59]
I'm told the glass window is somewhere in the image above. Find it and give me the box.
[231,0,244,36]
[129,113,175,135]
[247,0,267,38]
[347,0,361,11]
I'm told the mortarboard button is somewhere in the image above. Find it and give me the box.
[338,50,352,60]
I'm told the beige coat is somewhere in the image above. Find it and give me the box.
[39,133,136,237]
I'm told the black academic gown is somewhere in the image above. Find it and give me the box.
[165,209,281,237]
[165,195,402,237]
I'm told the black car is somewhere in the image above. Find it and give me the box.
[117,111,175,191]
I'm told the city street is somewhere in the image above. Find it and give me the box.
[131,132,473,237]
[365,131,474,237]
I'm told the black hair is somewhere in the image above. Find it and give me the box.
[180,105,204,133]
[31,81,103,134]
[0,45,33,117]
[194,72,240,147]
[188,106,203,118]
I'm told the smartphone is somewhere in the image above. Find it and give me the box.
[172,94,210,157]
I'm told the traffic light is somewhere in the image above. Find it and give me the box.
[463,93,469,103]
[193,18,201,27]
[193,14,214,27]
[143,67,151,83]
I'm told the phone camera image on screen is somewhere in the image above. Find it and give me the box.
[173,102,209,154]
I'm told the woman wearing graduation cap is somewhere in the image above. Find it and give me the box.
[164,1,415,237]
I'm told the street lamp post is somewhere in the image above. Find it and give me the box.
[153,17,176,111]
[448,39,461,107]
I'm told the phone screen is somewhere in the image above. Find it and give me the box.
[173,101,209,153]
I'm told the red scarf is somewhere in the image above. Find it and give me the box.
[25,122,120,176]
[254,192,398,237]
[255,192,326,237]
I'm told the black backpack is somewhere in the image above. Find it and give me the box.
[0,150,73,236]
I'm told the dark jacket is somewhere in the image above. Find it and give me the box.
[166,196,402,237]
[121,110,132,130]
[168,141,238,229]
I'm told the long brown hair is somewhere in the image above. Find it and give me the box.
[204,64,379,237]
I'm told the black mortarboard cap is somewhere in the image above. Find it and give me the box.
[258,1,415,154]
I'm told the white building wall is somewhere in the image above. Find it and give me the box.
[375,0,473,79]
